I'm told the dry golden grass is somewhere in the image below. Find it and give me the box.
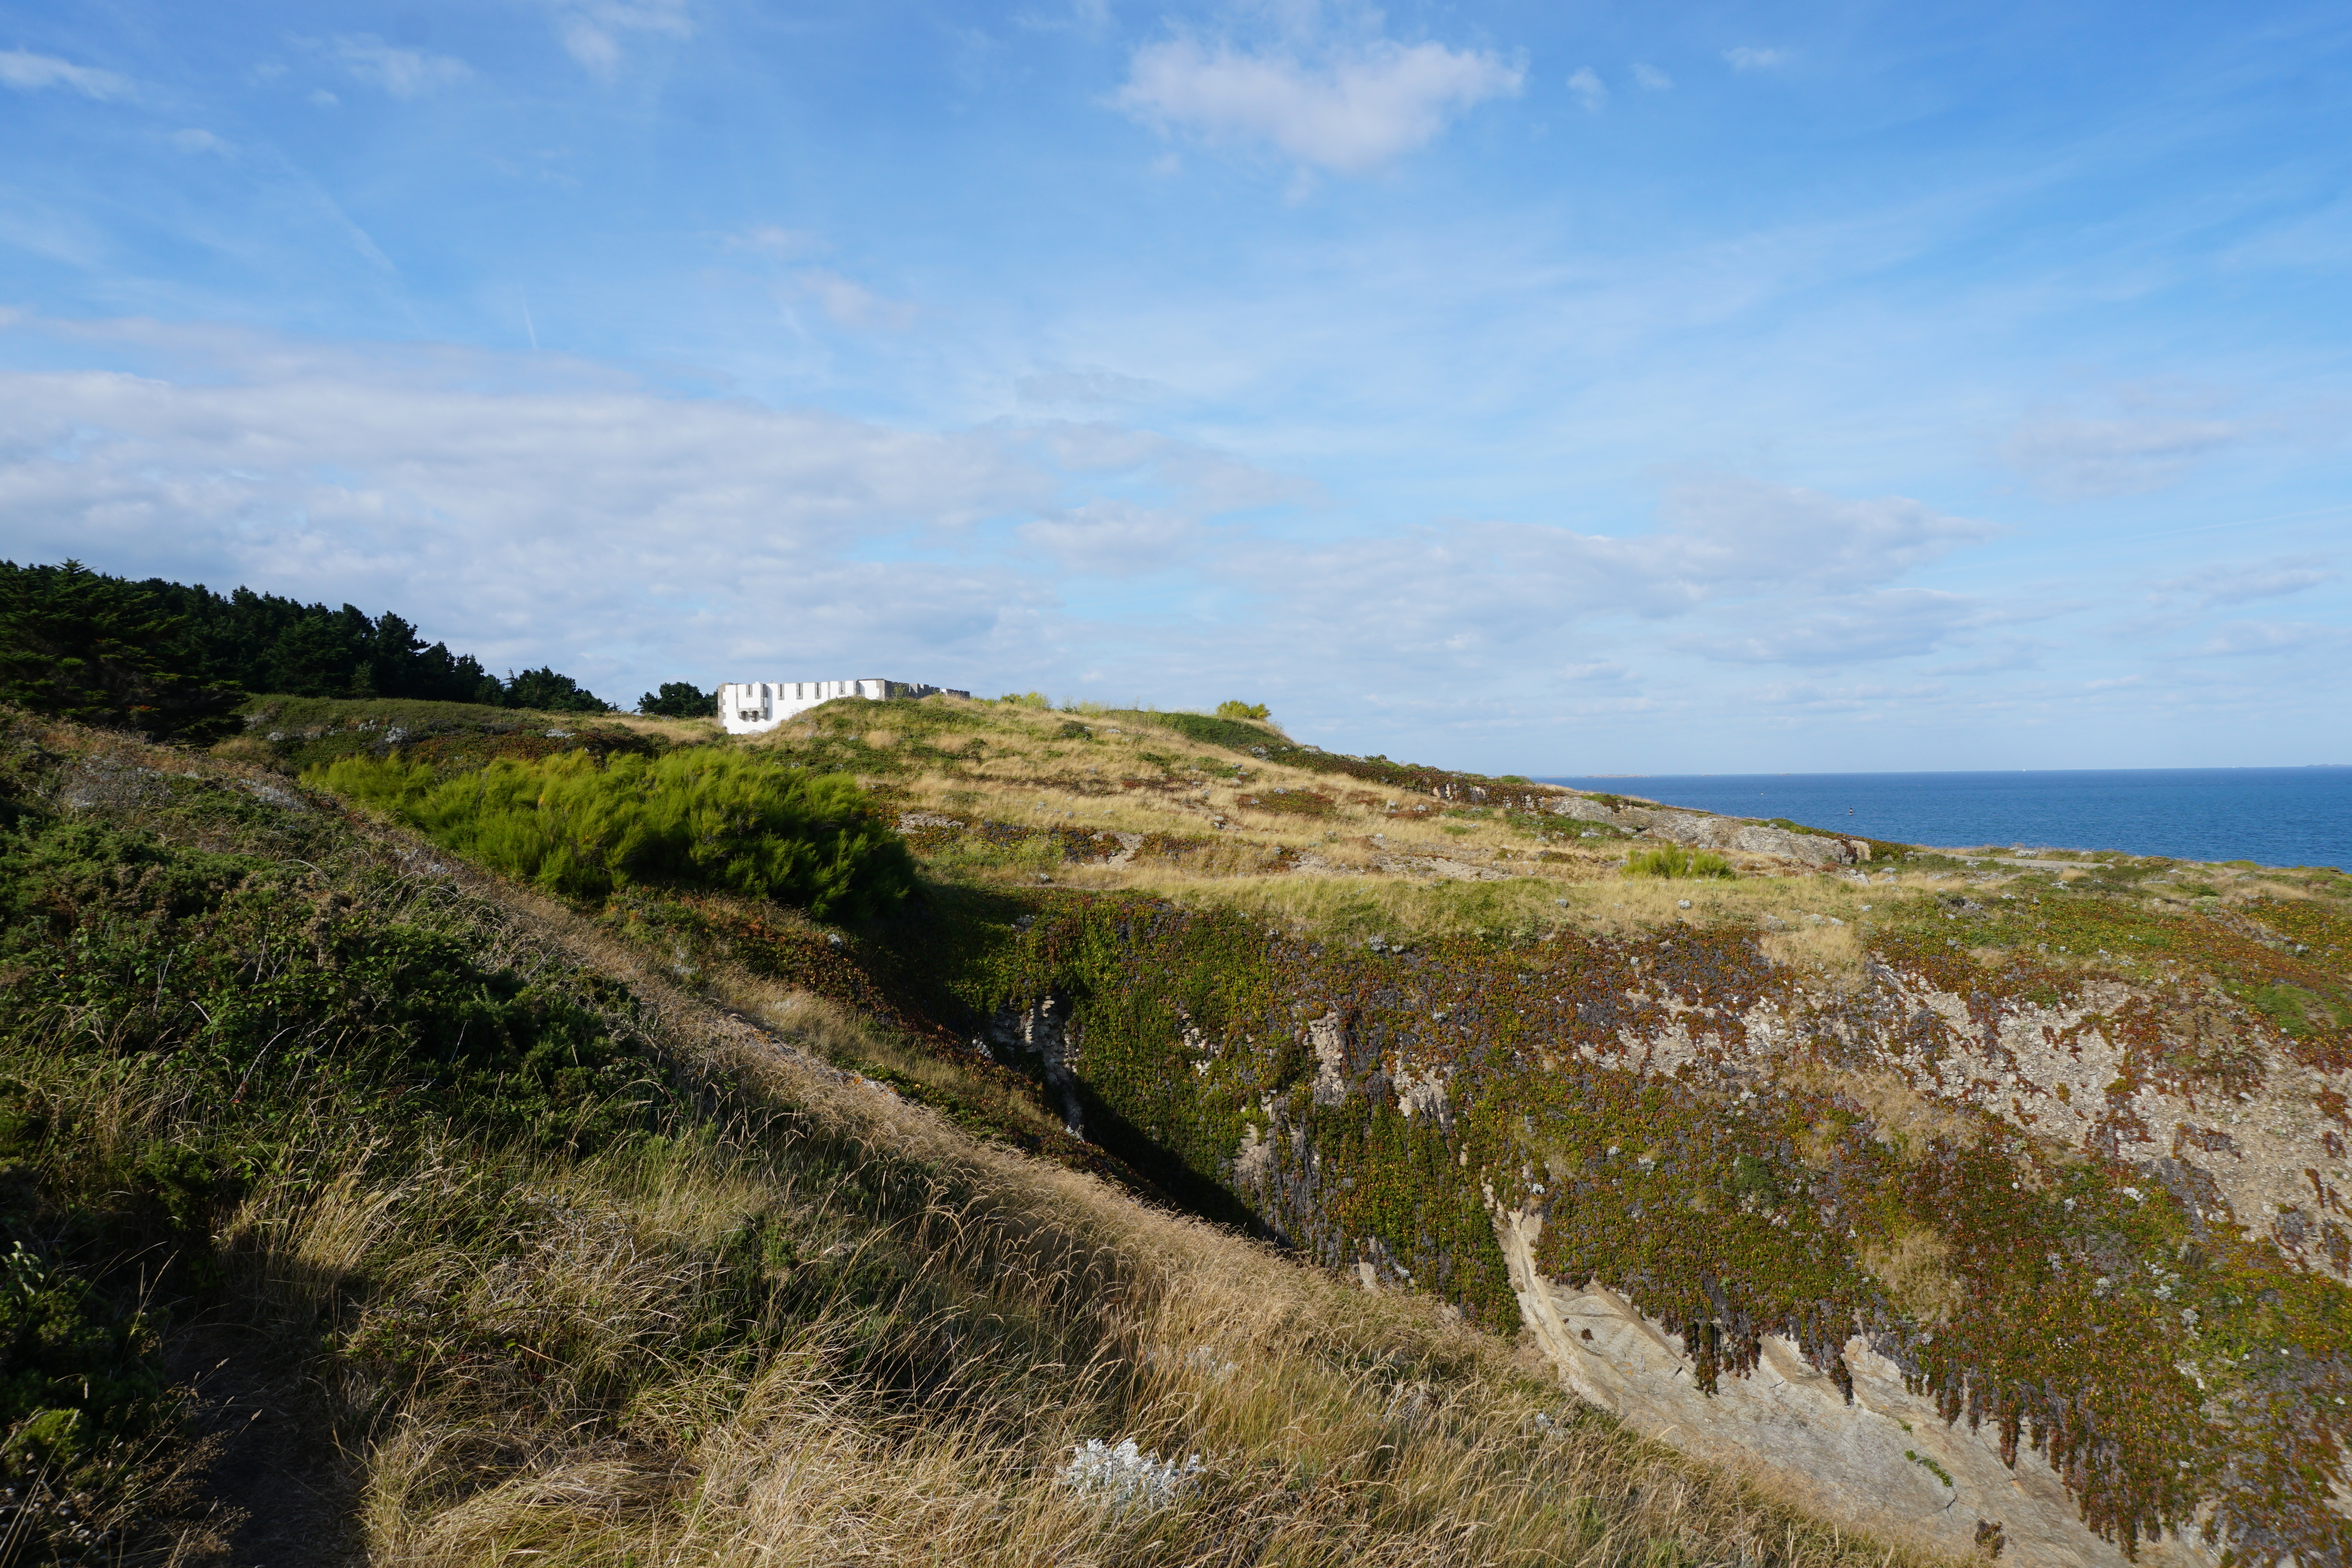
[218,837,1955,1568]
[787,697,1975,962]
[2,712,1980,1567]
[1758,924,1866,984]
[1786,1066,1983,1161]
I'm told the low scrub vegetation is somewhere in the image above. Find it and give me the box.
[0,709,1949,1567]
[309,747,914,922]
[6,660,2345,1562]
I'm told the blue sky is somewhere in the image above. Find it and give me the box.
[2,0,2347,773]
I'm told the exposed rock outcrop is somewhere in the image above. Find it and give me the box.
[977,992,1086,1138]
[1539,792,1868,865]
[1493,1203,2222,1568]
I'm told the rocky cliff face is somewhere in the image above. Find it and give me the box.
[934,891,2352,1565]
[1493,1203,2219,1568]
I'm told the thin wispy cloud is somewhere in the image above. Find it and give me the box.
[0,48,130,100]
[1680,590,2007,666]
[1019,499,1205,574]
[546,0,693,82]
[329,35,473,98]
[1567,67,1608,112]
[2154,556,2338,610]
[1632,62,1672,91]
[727,225,820,260]
[793,270,917,332]
[1722,46,1789,72]
[2001,399,2243,500]
[2193,620,2352,657]
[1113,31,1524,174]
[1015,366,1169,410]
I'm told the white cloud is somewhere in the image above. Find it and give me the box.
[1722,46,1789,72]
[2152,555,2337,610]
[171,128,230,155]
[793,269,917,331]
[546,0,693,82]
[2000,405,2240,499]
[1645,473,1999,594]
[1216,476,1999,676]
[1679,589,2005,665]
[1112,34,1524,174]
[0,48,131,99]
[0,316,2137,753]
[2193,620,2352,657]
[1019,422,1311,512]
[1567,67,1608,113]
[331,35,472,98]
[1632,62,1672,91]
[308,88,341,108]
[0,325,1066,690]
[1019,499,1205,574]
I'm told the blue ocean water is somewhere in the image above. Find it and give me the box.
[1534,768,2352,871]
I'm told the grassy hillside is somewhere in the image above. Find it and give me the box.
[0,702,1956,1565]
[702,695,2351,1560]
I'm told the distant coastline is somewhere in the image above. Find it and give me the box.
[1537,766,2352,871]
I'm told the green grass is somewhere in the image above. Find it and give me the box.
[1623,845,1735,880]
[0,709,1959,1568]
[308,747,916,921]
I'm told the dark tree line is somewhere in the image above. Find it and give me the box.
[0,560,613,740]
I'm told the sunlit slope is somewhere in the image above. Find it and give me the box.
[1,703,1942,1566]
[727,694,2350,1564]
[217,692,2352,1560]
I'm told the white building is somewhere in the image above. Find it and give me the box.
[717,678,972,735]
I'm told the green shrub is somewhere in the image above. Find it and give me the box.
[308,748,914,921]
[1624,845,1735,880]
[1215,700,1271,721]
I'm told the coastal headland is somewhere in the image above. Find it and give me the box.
[4,688,2345,1564]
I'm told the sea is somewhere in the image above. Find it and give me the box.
[1534,767,2352,871]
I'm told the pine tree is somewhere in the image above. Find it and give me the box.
[0,561,244,741]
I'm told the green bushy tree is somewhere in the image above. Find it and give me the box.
[1215,700,1271,720]
[0,561,244,742]
[502,666,610,714]
[637,681,715,718]
[0,559,619,718]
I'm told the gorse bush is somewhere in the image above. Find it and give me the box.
[1623,845,1735,880]
[1214,700,1271,721]
[309,747,914,921]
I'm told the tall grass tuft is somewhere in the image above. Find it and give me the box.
[1623,845,1735,880]
[309,747,914,920]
